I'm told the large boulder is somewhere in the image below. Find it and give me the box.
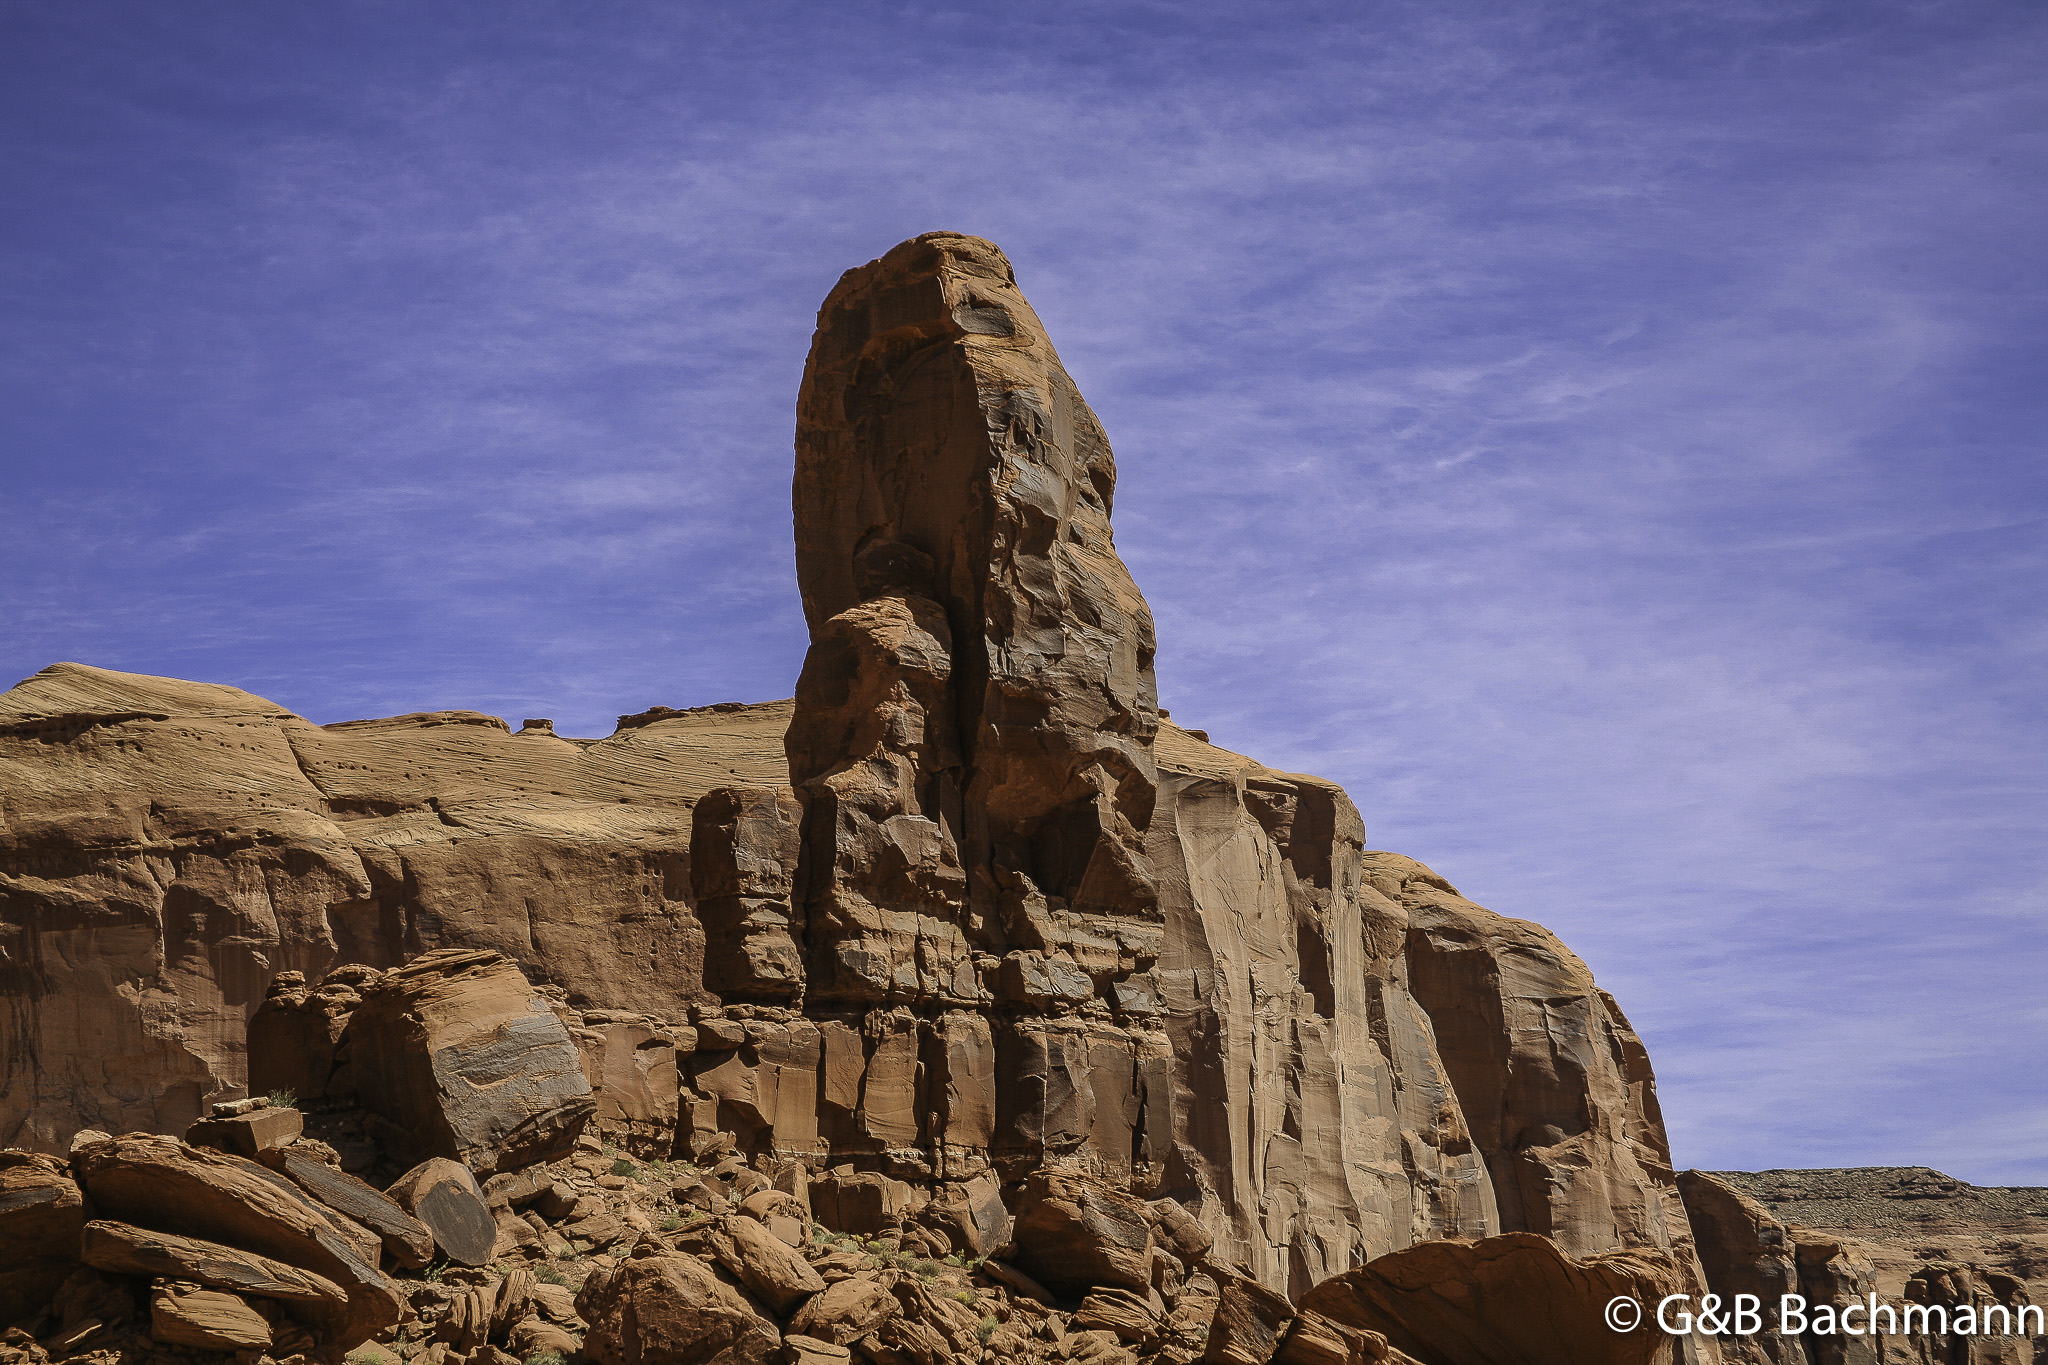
[576,1253,782,1365]
[150,1283,275,1351]
[80,1219,349,1313]
[72,1133,401,1345]
[0,1152,85,1323]
[343,948,596,1175]
[385,1158,498,1268]
[1201,1274,1296,1365]
[247,966,381,1102]
[1298,1232,1686,1365]
[707,1214,825,1314]
[1013,1168,1155,1296]
[787,1276,898,1346]
[262,1147,436,1269]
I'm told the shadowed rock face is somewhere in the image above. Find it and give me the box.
[1,233,1717,1317]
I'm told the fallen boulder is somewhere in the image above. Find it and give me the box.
[576,1253,782,1365]
[0,1151,85,1324]
[786,1274,898,1346]
[73,1133,401,1346]
[262,1147,436,1269]
[710,1215,825,1313]
[809,1170,912,1236]
[386,1158,498,1268]
[1298,1232,1685,1365]
[344,947,596,1175]
[80,1220,349,1312]
[150,1283,274,1351]
[1013,1168,1155,1296]
[1202,1274,1296,1365]
[186,1103,304,1158]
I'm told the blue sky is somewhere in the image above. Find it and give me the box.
[4,1,2043,1184]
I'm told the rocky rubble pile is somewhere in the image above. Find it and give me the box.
[2,934,1697,1365]
[2,1112,1683,1365]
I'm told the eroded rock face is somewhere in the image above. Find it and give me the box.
[344,948,595,1175]
[0,234,1722,1327]
[0,664,792,1151]
[793,232,1162,994]
[1371,852,1699,1265]
[1298,1232,1686,1365]
[1683,1168,2048,1365]
[774,234,1519,1294]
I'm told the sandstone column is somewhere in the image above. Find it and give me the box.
[788,232,1162,1007]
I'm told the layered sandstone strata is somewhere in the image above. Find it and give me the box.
[2,233,1713,1324]
[0,672,785,1147]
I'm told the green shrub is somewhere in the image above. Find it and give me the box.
[949,1290,977,1307]
[266,1088,297,1109]
[609,1157,637,1178]
[537,1267,571,1287]
[525,1352,567,1365]
[977,1317,999,1345]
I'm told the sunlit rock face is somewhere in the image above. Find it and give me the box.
[0,232,1713,1309]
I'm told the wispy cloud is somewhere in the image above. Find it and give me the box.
[2,0,2043,1181]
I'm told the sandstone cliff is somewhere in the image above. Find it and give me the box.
[3,233,1720,1354]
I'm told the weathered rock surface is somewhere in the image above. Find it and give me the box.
[0,1152,85,1324]
[1299,1232,1686,1365]
[344,948,595,1174]
[73,1133,401,1343]
[0,233,1759,1365]
[0,665,790,1151]
[185,1104,302,1158]
[792,231,1161,1008]
[147,1284,273,1351]
[1684,1168,2048,1365]
[576,1252,782,1365]
[259,1146,436,1268]
[1014,1168,1154,1296]
[78,1219,349,1311]
[386,1158,499,1268]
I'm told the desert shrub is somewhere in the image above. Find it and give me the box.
[266,1088,296,1108]
[977,1317,999,1345]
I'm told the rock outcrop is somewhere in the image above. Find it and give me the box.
[1682,1168,2047,1365]
[1298,1232,1686,1365]
[0,232,1756,1364]
[0,671,790,1151]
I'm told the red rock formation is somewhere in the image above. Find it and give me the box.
[0,668,789,1150]
[0,234,1725,1341]
[1298,1232,1686,1365]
